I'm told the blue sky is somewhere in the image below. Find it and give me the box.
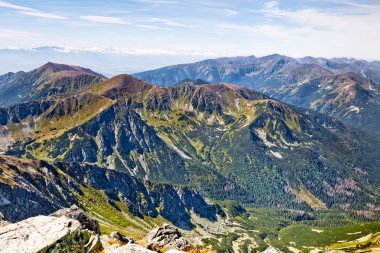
[1,0,380,69]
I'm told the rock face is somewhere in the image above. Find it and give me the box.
[261,247,284,253]
[100,232,134,250]
[0,155,223,231]
[104,244,156,253]
[109,231,133,244]
[51,205,100,234]
[145,224,190,251]
[0,204,198,253]
[0,215,84,253]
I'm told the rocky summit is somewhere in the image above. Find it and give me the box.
[0,215,84,253]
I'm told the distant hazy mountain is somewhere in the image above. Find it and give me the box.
[1,67,379,212]
[134,54,380,139]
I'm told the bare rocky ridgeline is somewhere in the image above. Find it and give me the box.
[0,205,191,253]
[0,205,283,253]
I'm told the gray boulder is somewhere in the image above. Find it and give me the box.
[110,231,133,244]
[100,231,133,249]
[262,247,284,253]
[145,224,190,251]
[85,234,102,253]
[0,215,83,253]
[104,244,156,253]
[51,204,100,234]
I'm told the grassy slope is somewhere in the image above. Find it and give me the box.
[2,77,380,212]
[201,206,380,253]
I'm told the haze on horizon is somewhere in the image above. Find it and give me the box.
[1,0,380,75]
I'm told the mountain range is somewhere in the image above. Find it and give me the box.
[0,62,379,211]
[0,61,379,252]
[134,55,380,140]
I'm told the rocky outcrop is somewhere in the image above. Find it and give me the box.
[100,232,134,250]
[85,234,102,253]
[0,203,204,253]
[0,215,84,253]
[104,244,156,253]
[262,247,284,253]
[0,214,190,253]
[145,224,190,251]
[51,205,100,234]
[109,231,133,244]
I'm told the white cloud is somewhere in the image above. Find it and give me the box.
[0,1,67,20]
[0,1,35,11]
[34,46,217,56]
[225,9,239,16]
[263,1,278,10]
[217,23,312,41]
[136,24,175,31]
[80,16,129,24]
[259,1,380,32]
[131,0,179,4]
[19,11,67,20]
[236,1,380,59]
[144,18,193,27]
[333,0,380,9]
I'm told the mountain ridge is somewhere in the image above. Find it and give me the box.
[0,62,380,252]
[134,55,380,139]
[0,62,107,107]
[0,67,379,214]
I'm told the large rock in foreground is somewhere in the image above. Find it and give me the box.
[104,244,156,253]
[145,224,190,251]
[51,205,100,234]
[0,205,197,253]
[262,247,284,253]
[0,215,84,253]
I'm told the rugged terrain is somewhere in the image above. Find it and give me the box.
[0,62,379,252]
[1,154,379,253]
[0,202,206,253]
[134,55,380,139]
[0,65,379,212]
[0,62,106,107]
[0,154,223,235]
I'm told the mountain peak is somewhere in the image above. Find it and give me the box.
[36,62,105,78]
[0,63,107,106]
[88,74,153,98]
[31,62,107,82]
[38,62,79,73]
[337,71,366,81]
